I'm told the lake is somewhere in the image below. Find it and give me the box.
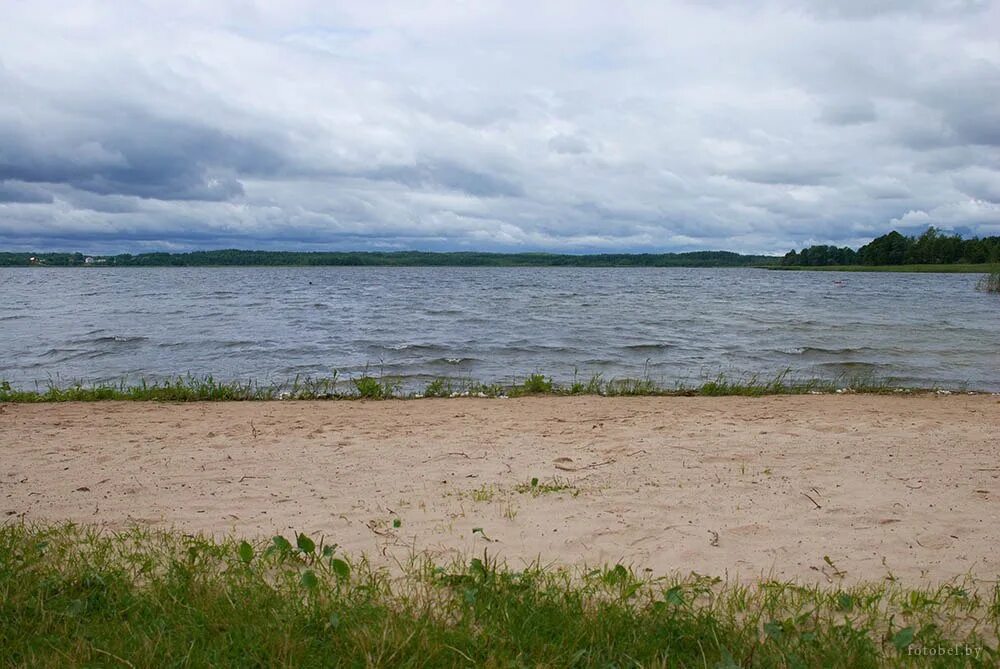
[2,267,998,391]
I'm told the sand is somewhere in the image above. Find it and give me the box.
[1,394,998,585]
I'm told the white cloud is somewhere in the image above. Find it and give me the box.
[1,0,998,254]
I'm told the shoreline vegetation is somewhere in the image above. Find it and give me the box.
[771,263,997,273]
[2,523,997,667]
[978,270,1000,293]
[0,371,981,403]
[781,227,1000,269]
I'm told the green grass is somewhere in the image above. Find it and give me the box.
[1,523,996,667]
[352,375,398,400]
[469,484,500,503]
[770,263,995,273]
[0,370,957,403]
[514,477,580,497]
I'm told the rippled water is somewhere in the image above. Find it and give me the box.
[1,267,998,390]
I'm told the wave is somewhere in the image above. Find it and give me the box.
[100,335,148,344]
[622,343,673,352]
[423,309,464,316]
[64,335,149,347]
[38,348,114,363]
[815,361,882,371]
[221,340,259,349]
[427,357,480,365]
[378,343,449,353]
[782,346,879,356]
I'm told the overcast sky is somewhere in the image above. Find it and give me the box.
[1,1,999,254]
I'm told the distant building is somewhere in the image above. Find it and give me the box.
[84,257,94,264]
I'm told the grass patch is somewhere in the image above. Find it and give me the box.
[681,370,897,397]
[469,484,500,503]
[352,374,398,400]
[1,522,997,667]
[0,369,954,403]
[514,477,580,497]
[509,373,554,396]
[0,376,278,402]
[421,377,455,398]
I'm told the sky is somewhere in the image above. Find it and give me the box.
[1,1,999,255]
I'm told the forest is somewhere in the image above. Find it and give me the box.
[781,227,1000,266]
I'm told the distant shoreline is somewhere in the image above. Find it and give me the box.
[3,263,777,269]
[9,263,993,273]
[769,263,996,273]
[0,249,780,268]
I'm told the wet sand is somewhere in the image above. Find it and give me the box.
[2,394,998,584]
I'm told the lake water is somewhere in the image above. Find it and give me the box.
[1,267,998,391]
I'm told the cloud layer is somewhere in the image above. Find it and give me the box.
[2,0,999,253]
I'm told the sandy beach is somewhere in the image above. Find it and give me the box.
[2,394,998,585]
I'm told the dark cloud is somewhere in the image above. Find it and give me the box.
[0,104,284,201]
[721,167,838,187]
[362,161,524,198]
[953,169,1000,202]
[0,180,53,204]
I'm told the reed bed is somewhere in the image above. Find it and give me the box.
[976,270,1000,293]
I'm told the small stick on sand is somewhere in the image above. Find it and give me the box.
[555,458,615,472]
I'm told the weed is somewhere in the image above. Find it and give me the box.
[514,477,579,497]
[352,375,396,399]
[2,523,997,667]
[0,369,956,403]
[422,377,454,397]
[470,484,498,503]
[509,373,554,396]
[977,270,1000,293]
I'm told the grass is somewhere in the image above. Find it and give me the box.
[469,484,500,503]
[514,477,580,497]
[0,369,944,403]
[770,263,995,273]
[1,522,997,667]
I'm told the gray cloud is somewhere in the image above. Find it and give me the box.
[953,167,1000,202]
[798,0,991,19]
[1,1,999,254]
[722,167,839,187]
[0,181,53,204]
[361,161,524,198]
[548,134,590,155]
[817,99,877,126]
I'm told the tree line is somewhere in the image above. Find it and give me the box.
[782,227,1000,267]
[0,249,779,268]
